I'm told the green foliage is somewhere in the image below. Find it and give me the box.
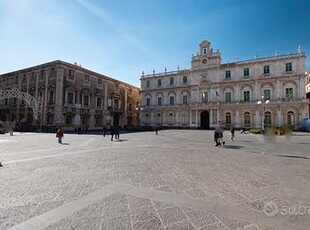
[272,125,293,135]
[249,128,263,134]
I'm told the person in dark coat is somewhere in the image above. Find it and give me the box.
[102,126,107,137]
[110,126,115,141]
[115,126,120,140]
[230,126,235,141]
[214,121,225,147]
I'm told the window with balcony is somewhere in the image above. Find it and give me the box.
[182,76,187,84]
[146,80,150,88]
[263,65,270,75]
[243,91,250,102]
[285,88,293,100]
[244,68,249,77]
[83,95,89,106]
[146,98,151,106]
[68,69,74,80]
[202,92,208,103]
[97,98,102,108]
[263,89,271,100]
[67,92,74,105]
[84,74,90,84]
[225,70,231,79]
[182,95,188,105]
[169,96,175,105]
[225,92,232,103]
[157,97,162,106]
[285,62,292,72]
[157,79,161,86]
[170,77,174,85]
[244,112,251,127]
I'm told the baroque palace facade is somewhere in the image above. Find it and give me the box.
[140,39,309,130]
[0,60,139,131]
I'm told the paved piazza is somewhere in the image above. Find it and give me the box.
[1,129,310,230]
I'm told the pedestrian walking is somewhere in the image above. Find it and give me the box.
[110,126,115,141]
[154,125,158,135]
[214,121,225,147]
[56,128,64,144]
[0,162,2,167]
[102,126,107,137]
[230,126,235,141]
[114,126,120,141]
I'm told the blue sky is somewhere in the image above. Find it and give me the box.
[1,0,310,87]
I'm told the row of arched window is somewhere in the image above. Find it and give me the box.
[225,111,295,127]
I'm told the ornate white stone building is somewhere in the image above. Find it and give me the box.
[140,39,309,130]
[0,60,139,131]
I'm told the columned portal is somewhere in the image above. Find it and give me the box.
[200,110,210,129]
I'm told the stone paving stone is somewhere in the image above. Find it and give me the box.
[102,201,129,220]
[164,220,196,230]
[217,215,253,230]
[130,205,158,223]
[101,215,132,230]
[200,221,230,230]
[132,217,164,230]
[127,195,153,210]
[152,200,175,211]
[157,185,174,193]
[181,207,219,228]
[155,205,188,226]
[2,131,310,230]
[235,223,262,230]
[184,188,211,199]
[50,216,102,230]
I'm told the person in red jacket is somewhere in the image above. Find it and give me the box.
[56,128,64,144]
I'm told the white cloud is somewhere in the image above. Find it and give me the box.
[75,0,149,55]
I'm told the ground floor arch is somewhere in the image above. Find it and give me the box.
[200,110,210,129]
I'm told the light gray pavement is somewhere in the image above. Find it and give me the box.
[0,129,310,230]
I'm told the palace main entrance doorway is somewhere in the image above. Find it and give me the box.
[200,110,210,129]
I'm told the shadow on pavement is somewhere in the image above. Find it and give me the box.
[224,145,244,149]
[275,155,308,159]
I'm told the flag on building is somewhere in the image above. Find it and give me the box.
[214,88,221,101]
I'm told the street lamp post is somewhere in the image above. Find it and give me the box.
[257,96,270,130]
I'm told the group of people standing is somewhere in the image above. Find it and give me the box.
[103,126,120,141]
[214,121,236,147]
